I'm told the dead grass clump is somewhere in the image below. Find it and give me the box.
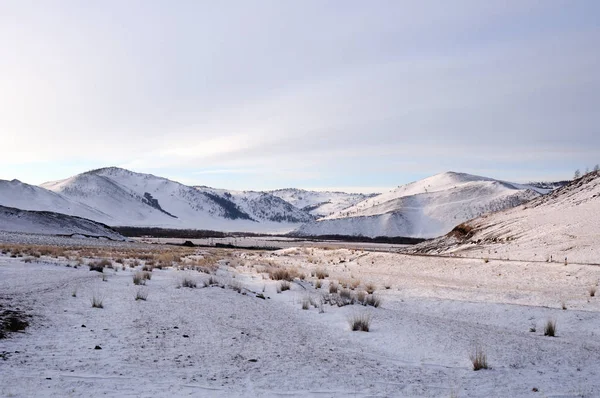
[91,294,104,308]
[278,280,291,293]
[470,346,489,371]
[315,268,329,279]
[348,312,371,332]
[590,286,596,297]
[350,279,361,290]
[301,297,310,310]
[135,288,148,301]
[315,280,322,289]
[544,319,557,337]
[204,276,220,287]
[180,277,197,288]
[356,290,366,304]
[141,264,153,272]
[269,267,300,281]
[365,282,376,294]
[329,282,338,294]
[365,294,381,308]
[142,271,152,280]
[133,272,146,286]
[88,260,107,272]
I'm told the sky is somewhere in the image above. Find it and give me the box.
[1,1,599,193]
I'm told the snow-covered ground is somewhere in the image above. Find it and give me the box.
[413,171,600,264]
[2,236,599,397]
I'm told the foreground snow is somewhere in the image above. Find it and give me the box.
[1,237,599,397]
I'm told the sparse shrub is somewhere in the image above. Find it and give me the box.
[229,280,243,293]
[470,346,489,371]
[315,280,322,289]
[590,286,596,297]
[329,282,338,294]
[301,298,310,310]
[180,277,197,288]
[544,319,556,337]
[365,282,376,294]
[133,272,146,286]
[561,301,567,310]
[142,271,152,280]
[204,276,219,287]
[91,294,104,308]
[71,288,77,297]
[348,312,371,332]
[142,264,153,272]
[356,290,366,304]
[135,288,148,301]
[483,257,489,263]
[269,268,299,281]
[315,268,329,279]
[365,294,381,308]
[88,261,105,272]
[279,281,291,292]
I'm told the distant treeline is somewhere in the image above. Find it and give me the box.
[114,226,253,239]
[113,226,426,245]
[288,234,427,245]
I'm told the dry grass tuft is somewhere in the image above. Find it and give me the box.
[315,268,329,279]
[180,277,197,288]
[590,286,597,297]
[469,346,489,371]
[348,312,372,332]
[133,272,146,286]
[544,319,557,337]
[135,288,148,301]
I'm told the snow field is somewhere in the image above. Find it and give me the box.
[1,243,600,397]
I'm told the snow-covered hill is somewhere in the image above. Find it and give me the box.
[0,179,109,221]
[294,172,541,239]
[40,167,311,232]
[0,205,124,239]
[411,171,600,263]
[269,188,375,218]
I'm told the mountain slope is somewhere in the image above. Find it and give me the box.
[410,171,600,262]
[0,179,110,221]
[0,205,124,239]
[269,188,375,218]
[294,172,540,239]
[41,167,311,232]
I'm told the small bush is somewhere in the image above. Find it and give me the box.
[365,282,376,294]
[348,312,371,332]
[204,276,219,287]
[470,346,489,371]
[365,294,381,308]
[88,261,105,273]
[279,281,291,292]
[269,268,300,281]
[91,294,104,308]
[315,280,322,289]
[133,272,146,286]
[329,282,338,294]
[356,290,366,304]
[544,319,556,337]
[590,286,596,297]
[135,288,148,301]
[315,268,329,279]
[180,277,197,288]
[301,298,310,310]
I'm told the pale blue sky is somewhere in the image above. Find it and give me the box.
[1,1,598,192]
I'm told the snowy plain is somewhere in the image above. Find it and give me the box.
[1,234,599,397]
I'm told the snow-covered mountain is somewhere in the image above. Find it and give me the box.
[410,171,600,262]
[269,188,376,218]
[0,179,110,221]
[39,167,312,232]
[0,205,124,240]
[294,172,541,239]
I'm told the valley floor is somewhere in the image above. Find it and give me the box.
[1,235,599,397]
